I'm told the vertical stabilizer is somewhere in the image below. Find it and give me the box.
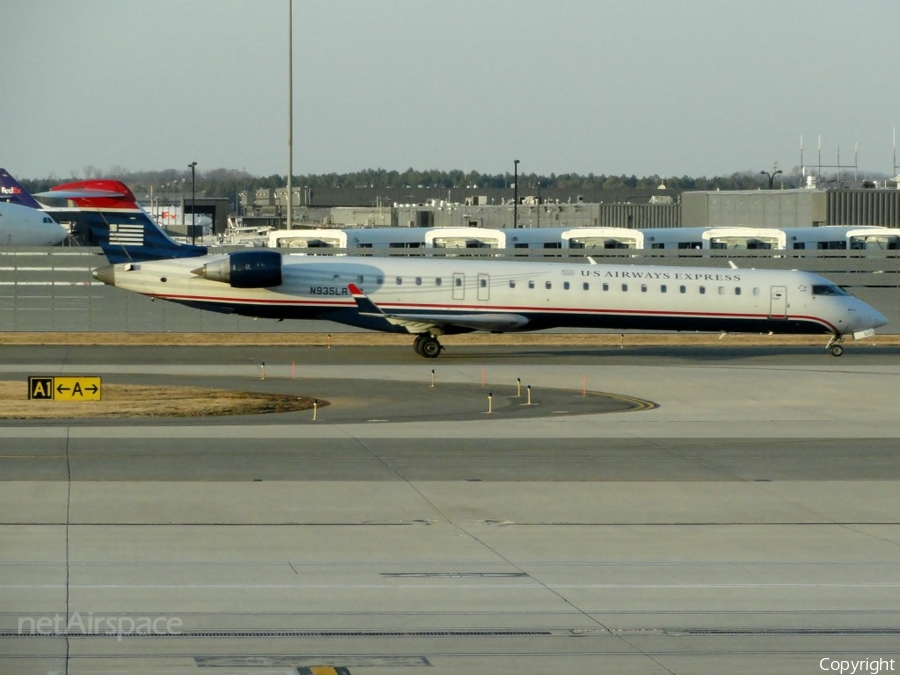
[46,180,208,263]
[0,168,43,209]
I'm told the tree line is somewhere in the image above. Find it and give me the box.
[20,166,818,202]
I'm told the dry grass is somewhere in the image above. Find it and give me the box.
[0,382,317,419]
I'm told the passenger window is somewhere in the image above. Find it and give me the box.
[435,277,442,286]
[699,286,706,294]
[396,277,403,285]
[718,286,724,295]
[735,287,742,296]
[509,280,516,289]
[455,277,462,287]
[415,277,422,286]
[376,276,384,284]
[480,278,487,288]
[641,284,647,293]
[545,281,552,290]
[528,280,535,289]
[679,285,686,294]
[621,283,628,292]
[563,281,570,290]
[602,283,609,291]
[661,284,667,293]
[357,275,364,283]
[753,287,760,296]
[583,282,589,291]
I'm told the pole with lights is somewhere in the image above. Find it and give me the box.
[513,159,520,228]
[760,167,782,189]
[188,161,197,243]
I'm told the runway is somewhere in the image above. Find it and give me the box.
[2,344,900,674]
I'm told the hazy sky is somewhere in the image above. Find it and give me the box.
[2,0,898,180]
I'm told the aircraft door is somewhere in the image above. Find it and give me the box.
[769,286,787,319]
[477,273,490,301]
[452,273,465,300]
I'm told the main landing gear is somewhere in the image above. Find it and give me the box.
[413,333,443,358]
[826,334,845,357]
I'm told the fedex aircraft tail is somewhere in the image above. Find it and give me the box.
[44,180,207,263]
[0,168,43,209]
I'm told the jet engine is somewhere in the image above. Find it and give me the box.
[192,250,283,288]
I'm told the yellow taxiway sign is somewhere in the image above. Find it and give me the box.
[28,376,102,401]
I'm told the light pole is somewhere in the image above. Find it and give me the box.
[286,0,293,230]
[760,168,782,189]
[513,159,519,228]
[188,161,197,243]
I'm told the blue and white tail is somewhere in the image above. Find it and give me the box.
[44,179,207,263]
[0,168,43,209]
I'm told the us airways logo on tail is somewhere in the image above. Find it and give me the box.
[108,223,144,246]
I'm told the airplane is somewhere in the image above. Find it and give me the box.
[31,179,208,261]
[0,169,69,246]
[88,191,888,358]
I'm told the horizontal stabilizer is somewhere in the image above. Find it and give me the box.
[33,188,126,200]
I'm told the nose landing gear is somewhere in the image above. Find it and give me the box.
[826,334,845,357]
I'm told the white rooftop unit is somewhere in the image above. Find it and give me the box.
[425,227,506,249]
[267,228,348,249]
[702,227,787,250]
[560,227,644,249]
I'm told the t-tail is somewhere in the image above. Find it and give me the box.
[41,179,207,263]
[0,168,43,209]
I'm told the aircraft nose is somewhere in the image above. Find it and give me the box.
[869,306,889,329]
[852,301,888,331]
[92,264,115,286]
[42,222,67,245]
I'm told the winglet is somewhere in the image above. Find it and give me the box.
[348,284,384,316]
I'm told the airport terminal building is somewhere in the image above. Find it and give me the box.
[233,182,900,236]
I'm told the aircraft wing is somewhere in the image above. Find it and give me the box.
[381,312,529,333]
[347,283,529,333]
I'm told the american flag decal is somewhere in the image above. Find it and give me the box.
[108,223,144,246]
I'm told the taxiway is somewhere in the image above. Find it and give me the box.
[1,344,900,674]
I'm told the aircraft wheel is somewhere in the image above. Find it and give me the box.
[830,344,845,357]
[413,334,425,356]
[419,336,442,358]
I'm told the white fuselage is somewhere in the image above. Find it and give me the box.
[97,254,887,339]
[0,202,68,246]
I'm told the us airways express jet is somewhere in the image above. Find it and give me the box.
[82,180,888,358]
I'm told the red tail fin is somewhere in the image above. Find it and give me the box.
[49,180,138,209]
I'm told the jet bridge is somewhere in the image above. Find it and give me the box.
[847,227,900,250]
[424,227,506,249]
[702,227,787,250]
[560,227,644,249]
[267,228,348,250]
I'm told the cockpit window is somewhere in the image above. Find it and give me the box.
[812,284,849,296]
